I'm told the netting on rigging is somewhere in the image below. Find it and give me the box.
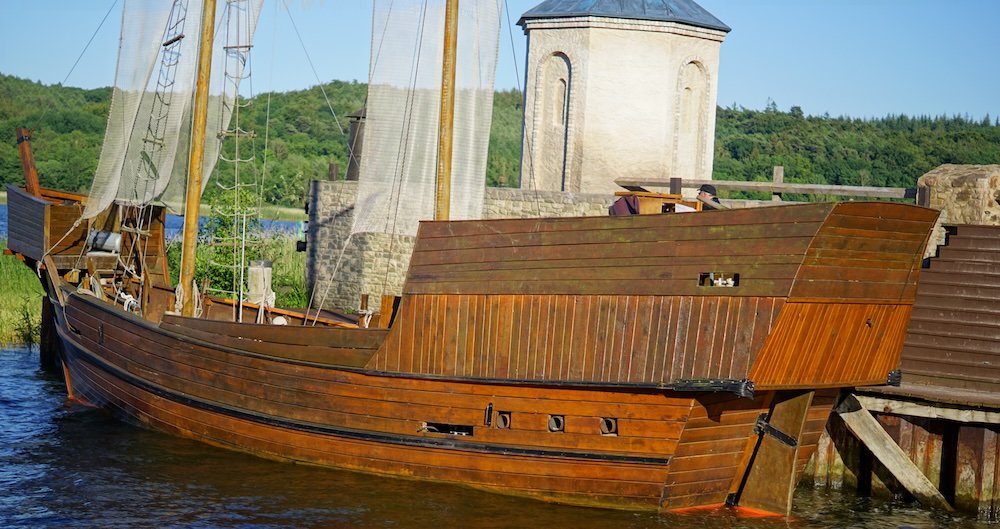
[352,0,502,236]
[84,0,264,220]
[160,0,264,213]
[84,0,199,219]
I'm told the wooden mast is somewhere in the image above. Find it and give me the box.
[179,0,218,316]
[434,0,459,221]
[15,128,42,197]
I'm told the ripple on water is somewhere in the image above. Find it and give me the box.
[0,346,994,529]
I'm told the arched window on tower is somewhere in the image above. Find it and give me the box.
[534,53,571,191]
[673,61,708,180]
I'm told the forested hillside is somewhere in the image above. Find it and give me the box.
[712,103,1000,198]
[2,73,998,207]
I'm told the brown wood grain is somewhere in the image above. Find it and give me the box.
[749,302,911,389]
[373,294,786,385]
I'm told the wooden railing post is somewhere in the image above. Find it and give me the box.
[916,186,930,207]
[772,166,784,202]
[16,127,42,197]
[669,177,682,195]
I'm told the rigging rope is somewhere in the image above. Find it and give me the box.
[280,0,347,138]
[32,0,120,131]
[500,0,541,217]
[304,0,433,324]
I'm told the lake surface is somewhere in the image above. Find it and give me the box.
[0,204,302,241]
[0,346,989,529]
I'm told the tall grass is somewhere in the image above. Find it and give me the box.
[166,234,308,309]
[0,242,45,346]
[264,235,309,308]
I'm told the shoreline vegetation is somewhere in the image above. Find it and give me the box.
[1,190,305,221]
[0,244,44,346]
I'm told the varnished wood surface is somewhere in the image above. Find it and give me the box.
[55,288,853,510]
[736,391,815,515]
[29,199,937,512]
[660,389,835,511]
[161,315,385,367]
[374,202,936,388]
[408,203,834,298]
[790,203,936,302]
[59,342,674,509]
[660,393,773,509]
[748,302,913,389]
[65,292,685,451]
[370,293,784,384]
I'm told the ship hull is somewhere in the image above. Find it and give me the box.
[54,288,832,511]
[12,184,938,512]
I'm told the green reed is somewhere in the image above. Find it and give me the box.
[0,243,45,346]
[166,234,309,309]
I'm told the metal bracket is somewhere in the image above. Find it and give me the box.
[886,369,902,386]
[753,413,798,448]
[671,378,755,398]
[483,402,493,427]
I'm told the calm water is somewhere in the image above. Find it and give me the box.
[0,346,989,529]
[0,204,301,241]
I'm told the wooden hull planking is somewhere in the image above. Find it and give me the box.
[12,185,939,512]
[53,283,841,510]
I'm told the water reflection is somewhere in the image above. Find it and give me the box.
[0,347,988,528]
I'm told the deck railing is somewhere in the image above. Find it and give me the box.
[615,166,927,206]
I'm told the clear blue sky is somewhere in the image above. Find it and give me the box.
[1,0,998,120]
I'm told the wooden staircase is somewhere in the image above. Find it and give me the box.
[901,225,1000,395]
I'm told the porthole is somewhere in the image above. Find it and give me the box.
[548,415,565,432]
[600,417,618,436]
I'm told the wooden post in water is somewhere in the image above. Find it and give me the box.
[16,128,42,197]
[434,0,459,221]
[38,297,61,372]
[180,0,218,316]
[835,394,954,512]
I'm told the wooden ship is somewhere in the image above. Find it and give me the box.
[5,0,940,515]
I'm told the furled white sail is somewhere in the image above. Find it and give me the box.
[352,0,501,236]
[84,0,263,219]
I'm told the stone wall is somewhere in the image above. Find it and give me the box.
[918,164,1000,257]
[307,181,614,312]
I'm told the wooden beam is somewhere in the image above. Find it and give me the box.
[16,128,42,197]
[836,394,955,511]
[615,178,917,200]
[734,391,814,515]
[855,395,1000,425]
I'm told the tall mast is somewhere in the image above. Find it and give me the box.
[434,0,459,221]
[179,0,218,316]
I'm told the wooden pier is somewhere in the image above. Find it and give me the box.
[806,223,1000,521]
[615,167,1000,520]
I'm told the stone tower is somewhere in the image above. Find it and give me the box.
[518,0,730,194]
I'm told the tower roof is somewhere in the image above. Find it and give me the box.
[518,0,731,33]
